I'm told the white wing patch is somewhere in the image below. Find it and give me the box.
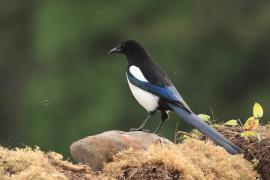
[129,66,148,82]
[127,76,159,112]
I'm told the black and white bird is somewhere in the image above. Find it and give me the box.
[109,40,243,155]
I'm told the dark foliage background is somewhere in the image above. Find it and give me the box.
[1,1,269,157]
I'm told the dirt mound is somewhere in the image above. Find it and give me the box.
[197,123,270,179]
[102,139,257,180]
[0,139,257,180]
[120,162,181,180]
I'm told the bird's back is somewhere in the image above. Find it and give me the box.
[135,60,172,87]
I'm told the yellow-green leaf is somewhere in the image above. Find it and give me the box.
[240,131,258,138]
[182,134,190,140]
[197,114,210,122]
[253,102,263,118]
[224,119,238,126]
[243,116,259,130]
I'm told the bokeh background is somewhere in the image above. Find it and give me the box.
[1,1,269,157]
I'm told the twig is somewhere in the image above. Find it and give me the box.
[174,121,179,143]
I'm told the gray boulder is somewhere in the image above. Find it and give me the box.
[70,130,173,171]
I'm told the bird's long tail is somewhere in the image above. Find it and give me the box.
[169,103,243,155]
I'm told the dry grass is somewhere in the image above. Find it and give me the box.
[0,146,93,180]
[103,139,257,180]
[0,132,261,179]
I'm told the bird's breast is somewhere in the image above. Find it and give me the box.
[127,77,159,112]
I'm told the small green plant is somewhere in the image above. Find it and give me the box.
[223,102,263,141]
[241,102,263,140]
[243,102,263,130]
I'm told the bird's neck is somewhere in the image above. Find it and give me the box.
[126,50,153,67]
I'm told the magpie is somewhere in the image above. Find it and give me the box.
[109,40,243,155]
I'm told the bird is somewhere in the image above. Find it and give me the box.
[109,40,243,155]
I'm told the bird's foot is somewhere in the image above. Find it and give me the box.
[129,128,150,133]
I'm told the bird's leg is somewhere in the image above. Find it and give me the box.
[130,111,156,132]
[153,111,169,134]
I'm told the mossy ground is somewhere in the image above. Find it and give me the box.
[216,123,270,179]
[103,139,256,180]
[0,147,93,180]
[2,124,270,179]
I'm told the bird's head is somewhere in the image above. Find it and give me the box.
[109,40,148,58]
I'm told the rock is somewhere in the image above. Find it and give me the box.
[70,130,173,171]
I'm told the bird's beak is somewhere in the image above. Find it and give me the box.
[108,45,122,54]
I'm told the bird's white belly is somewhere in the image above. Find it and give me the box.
[127,79,159,112]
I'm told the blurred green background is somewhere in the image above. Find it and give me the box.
[1,1,269,157]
